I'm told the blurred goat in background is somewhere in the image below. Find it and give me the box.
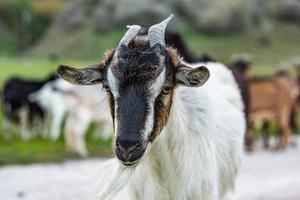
[30,79,113,157]
[231,55,300,150]
[2,75,57,138]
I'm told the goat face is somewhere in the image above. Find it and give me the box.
[57,16,210,166]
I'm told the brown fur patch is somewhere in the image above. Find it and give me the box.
[147,47,181,141]
[149,92,173,142]
[165,47,182,69]
[98,49,116,68]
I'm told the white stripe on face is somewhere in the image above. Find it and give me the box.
[142,67,166,140]
[107,67,119,98]
[107,67,119,134]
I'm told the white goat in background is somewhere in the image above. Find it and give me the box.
[30,79,113,157]
[57,15,245,200]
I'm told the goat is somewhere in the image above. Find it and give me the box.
[231,56,299,150]
[2,74,57,138]
[57,15,245,200]
[30,78,113,157]
[249,75,299,149]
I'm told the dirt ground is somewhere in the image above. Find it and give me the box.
[1,143,300,200]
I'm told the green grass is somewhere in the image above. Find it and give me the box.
[0,56,96,87]
[0,134,113,166]
[0,119,113,165]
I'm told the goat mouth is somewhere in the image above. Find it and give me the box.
[120,159,140,166]
[115,147,146,166]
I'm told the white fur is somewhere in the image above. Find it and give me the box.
[31,79,113,156]
[30,79,71,140]
[107,67,119,134]
[143,67,166,139]
[108,67,119,98]
[97,62,245,200]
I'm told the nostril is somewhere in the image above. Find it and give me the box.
[134,143,140,150]
[116,142,121,151]
[127,143,140,153]
[116,138,141,154]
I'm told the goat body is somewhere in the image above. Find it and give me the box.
[31,79,113,156]
[3,75,56,138]
[249,76,298,149]
[118,62,245,200]
[55,17,245,199]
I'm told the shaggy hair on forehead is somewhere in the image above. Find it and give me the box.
[128,39,183,69]
[109,41,170,84]
[93,48,116,70]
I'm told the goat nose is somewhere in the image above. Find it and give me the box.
[116,137,140,154]
[115,134,146,165]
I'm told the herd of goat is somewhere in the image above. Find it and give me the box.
[1,16,299,200]
[1,31,300,157]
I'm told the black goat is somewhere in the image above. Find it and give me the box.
[2,74,57,137]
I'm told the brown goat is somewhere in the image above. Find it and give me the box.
[249,75,299,149]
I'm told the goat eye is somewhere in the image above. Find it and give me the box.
[162,86,172,95]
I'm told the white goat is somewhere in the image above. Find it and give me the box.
[30,79,113,156]
[57,15,245,200]
[126,62,245,200]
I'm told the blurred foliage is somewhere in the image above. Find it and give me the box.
[31,0,65,14]
[184,22,300,75]
[0,0,65,53]
[32,22,300,76]
[0,56,92,86]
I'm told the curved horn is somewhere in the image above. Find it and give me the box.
[148,14,174,47]
[119,25,141,47]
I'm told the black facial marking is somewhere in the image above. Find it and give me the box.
[99,42,187,164]
[106,43,178,147]
[110,45,165,136]
[116,86,150,134]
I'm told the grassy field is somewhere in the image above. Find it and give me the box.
[0,22,299,165]
[0,131,112,165]
[0,56,95,86]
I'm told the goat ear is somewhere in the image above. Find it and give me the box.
[175,65,210,87]
[57,64,103,85]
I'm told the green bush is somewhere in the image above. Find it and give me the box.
[0,0,53,53]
